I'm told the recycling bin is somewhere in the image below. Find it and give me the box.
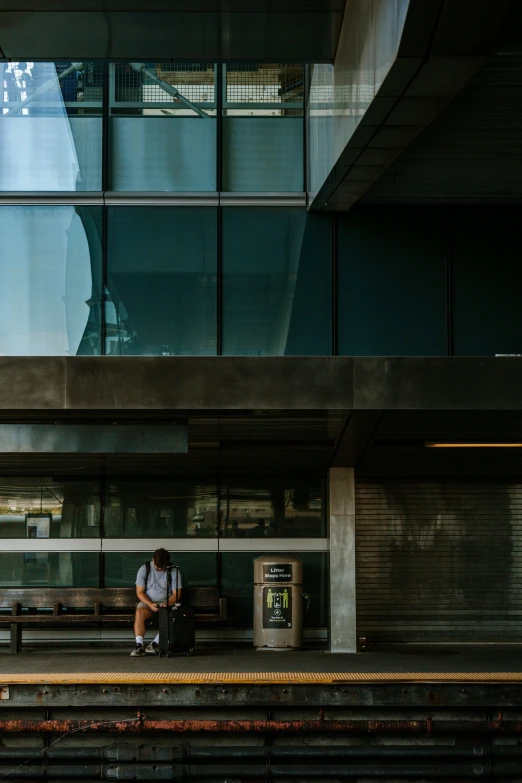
[253,555,303,650]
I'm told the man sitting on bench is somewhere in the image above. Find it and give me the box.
[131,548,182,657]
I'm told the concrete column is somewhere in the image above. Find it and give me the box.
[328,467,356,653]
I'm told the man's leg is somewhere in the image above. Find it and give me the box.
[131,605,152,656]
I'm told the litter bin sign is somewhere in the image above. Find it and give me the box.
[253,555,303,650]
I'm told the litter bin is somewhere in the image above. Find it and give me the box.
[253,555,303,650]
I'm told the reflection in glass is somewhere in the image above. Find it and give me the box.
[0,552,99,587]
[0,61,102,191]
[0,206,102,355]
[223,208,332,355]
[0,480,101,538]
[104,552,217,588]
[220,552,328,627]
[110,63,216,191]
[308,64,334,198]
[219,482,324,538]
[222,64,303,191]
[308,0,409,200]
[106,207,217,356]
[104,482,218,537]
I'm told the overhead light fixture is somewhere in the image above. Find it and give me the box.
[425,442,522,448]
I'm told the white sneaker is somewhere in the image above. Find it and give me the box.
[145,641,159,655]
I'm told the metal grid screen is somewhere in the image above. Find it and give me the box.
[225,63,304,106]
[112,63,215,106]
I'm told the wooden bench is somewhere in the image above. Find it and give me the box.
[0,587,227,653]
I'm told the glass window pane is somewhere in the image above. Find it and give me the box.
[223,64,303,192]
[0,61,102,191]
[0,480,100,538]
[104,482,218,538]
[219,481,324,538]
[223,118,303,191]
[220,552,328,627]
[452,208,522,355]
[223,208,332,355]
[0,206,102,356]
[110,63,216,192]
[106,207,217,356]
[104,552,217,588]
[0,552,99,587]
[337,207,448,356]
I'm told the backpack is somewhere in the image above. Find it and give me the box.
[143,561,175,592]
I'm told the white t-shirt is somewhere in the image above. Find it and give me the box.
[135,561,182,604]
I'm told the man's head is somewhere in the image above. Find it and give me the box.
[153,548,171,571]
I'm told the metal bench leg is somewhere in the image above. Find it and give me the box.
[10,623,21,654]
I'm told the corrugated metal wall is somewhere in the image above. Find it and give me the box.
[356,481,522,642]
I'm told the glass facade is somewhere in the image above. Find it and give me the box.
[222,209,332,356]
[0,552,99,587]
[2,60,517,361]
[0,478,324,540]
[2,62,304,194]
[337,207,448,356]
[0,480,100,538]
[219,481,324,538]
[222,64,304,192]
[0,475,327,628]
[0,206,102,356]
[2,201,521,358]
[0,204,333,357]
[110,63,217,192]
[451,207,522,356]
[0,62,103,191]
[106,207,217,356]
[104,481,218,538]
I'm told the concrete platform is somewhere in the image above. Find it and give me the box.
[1,645,522,684]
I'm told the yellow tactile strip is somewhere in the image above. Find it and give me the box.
[1,671,522,685]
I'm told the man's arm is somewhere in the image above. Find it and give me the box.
[163,569,182,606]
[136,585,159,612]
[166,587,182,606]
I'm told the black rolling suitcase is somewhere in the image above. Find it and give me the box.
[157,567,195,657]
[158,605,195,657]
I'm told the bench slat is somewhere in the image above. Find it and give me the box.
[0,589,136,609]
[184,587,222,607]
[1,615,134,623]
[0,612,222,623]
